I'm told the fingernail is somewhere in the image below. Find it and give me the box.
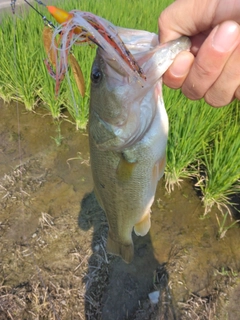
[170,52,191,77]
[212,21,240,52]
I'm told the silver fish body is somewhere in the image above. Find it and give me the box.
[88,29,190,263]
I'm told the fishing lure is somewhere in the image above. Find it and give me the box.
[47,6,146,81]
[41,5,147,95]
[14,1,85,96]
[42,25,85,97]
[46,6,103,48]
[17,1,146,95]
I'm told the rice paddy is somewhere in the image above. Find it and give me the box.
[0,0,239,220]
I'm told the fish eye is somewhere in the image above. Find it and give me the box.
[91,68,102,84]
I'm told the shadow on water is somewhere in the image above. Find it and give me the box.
[78,191,178,320]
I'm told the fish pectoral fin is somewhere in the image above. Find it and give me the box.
[106,232,134,264]
[116,156,137,182]
[134,211,151,236]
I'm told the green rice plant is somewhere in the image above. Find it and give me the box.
[64,75,90,130]
[0,21,13,103]
[37,56,65,120]
[63,46,95,129]
[164,87,230,192]
[0,80,14,104]
[196,103,240,214]
[51,121,64,146]
[215,212,240,239]
[0,16,17,103]
[12,47,41,110]
[0,13,42,110]
[62,0,172,31]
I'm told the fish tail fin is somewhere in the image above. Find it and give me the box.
[106,232,134,264]
[134,211,151,236]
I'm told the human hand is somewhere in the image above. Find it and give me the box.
[158,0,240,107]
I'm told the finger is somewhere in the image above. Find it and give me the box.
[235,85,240,101]
[163,51,194,89]
[181,21,240,100]
[158,0,240,43]
[214,0,240,25]
[158,0,218,43]
[204,41,240,107]
[190,32,209,55]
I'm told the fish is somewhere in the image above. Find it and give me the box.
[88,29,190,263]
[47,6,146,80]
[42,7,190,263]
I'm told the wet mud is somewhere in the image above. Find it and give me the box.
[0,102,240,319]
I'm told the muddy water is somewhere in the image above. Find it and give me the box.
[0,102,240,319]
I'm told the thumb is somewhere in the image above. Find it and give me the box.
[158,0,219,43]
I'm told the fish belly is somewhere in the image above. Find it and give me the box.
[89,99,168,263]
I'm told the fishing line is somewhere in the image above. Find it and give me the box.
[24,0,56,28]
[33,0,46,6]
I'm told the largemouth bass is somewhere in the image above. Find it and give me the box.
[43,9,190,263]
[89,29,190,263]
